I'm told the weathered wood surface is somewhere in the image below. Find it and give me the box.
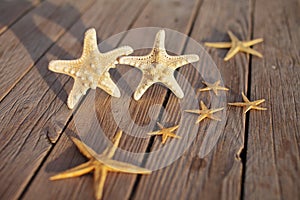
[0,0,41,34]
[244,0,300,199]
[0,0,299,199]
[23,0,201,199]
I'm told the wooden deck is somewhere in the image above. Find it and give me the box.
[0,0,299,199]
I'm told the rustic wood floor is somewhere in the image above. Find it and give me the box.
[0,0,299,199]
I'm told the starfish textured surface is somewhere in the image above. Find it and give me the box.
[228,92,267,113]
[147,122,181,144]
[185,101,224,124]
[198,80,229,95]
[205,31,263,61]
[49,28,133,109]
[50,131,151,200]
[119,30,199,100]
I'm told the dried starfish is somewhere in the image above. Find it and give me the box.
[185,101,224,124]
[119,30,199,100]
[205,31,263,61]
[49,28,133,109]
[147,122,181,144]
[198,80,229,95]
[228,92,266,113]
[50,131,151,200]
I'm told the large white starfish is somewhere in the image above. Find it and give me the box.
[49,28,133,109]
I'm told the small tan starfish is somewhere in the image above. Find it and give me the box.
[119,30,199,100]
[50,131,151,200]
[198,80,229,95]
[147,122,181,144]
[49,28,133,109]
[228,92,267,113]
[205,31,263,61]
[185,101,224,124]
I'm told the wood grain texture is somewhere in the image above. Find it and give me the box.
[0,0,299,199]
[131,0,253,199]
[0,0,95,102]
[0,0,41,34]
[244,0,300,199]
[22,0,201,199]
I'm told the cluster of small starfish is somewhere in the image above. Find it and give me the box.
[48,28,266,199]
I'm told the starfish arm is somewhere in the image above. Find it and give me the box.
[207,114,222,121]
[244,106,253,113]
[103,46,133,63]
[228,102,247,106]
[253,99,265,105]
[198,87,211,92]
[200,101,209,110]
[157,122,164,129]
[196,114,208,124]
[153,29,165,50]
[216,86,230,91]
[103,130,123,159]
[168,125,180,132]
[82,28,99,56]
[227,31,239,42]
[211,107,224,113]
[243,38,263,47]
[162,134,168,144]
[118,54,153,67]
[147,130,163,136]
[252,106,267,111]
[240,46,263,58]
[167,54,199,69]
[67,79,90,109]
[162,75,184,98]
[94,167,107,200]
[241,92,250,103]
[133,78,154,100]
[103,159,151,174]
[70,137,99,159]
[48,59,80,77]
[185,109,201,114]
[224,46,240,61]
[97,73,121,98]
[50,161,94,180]
[212,88,219,95]
[204,42,232,48]
[168,133,181,139]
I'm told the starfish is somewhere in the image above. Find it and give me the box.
[185,101,224,124]
[118,30,199,100]
[147,122,181,144]
[198,80,229,95]
[205,31,263,61]
[49,28,133,109]
[50,131,151,200]
[228,92,267,113]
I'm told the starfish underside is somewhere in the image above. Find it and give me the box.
[119,29,199,100]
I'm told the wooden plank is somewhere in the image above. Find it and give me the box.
[244,0,300,199]
[131,0,253,199]
[0,0,41,34]
[22,0,201,199]
[0,0,149,199]
[0,0,95,101]
[0,0,153,199]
